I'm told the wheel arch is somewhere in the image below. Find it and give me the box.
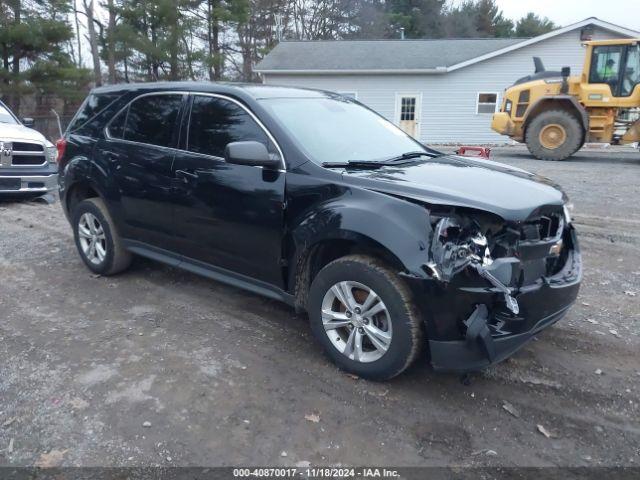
[286,197,431,312]
[65,180,103,217]
[522,96,588,141]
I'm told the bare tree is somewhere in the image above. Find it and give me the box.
[106,0,117,83]
[83,0,103,86]
[73,0,83,66]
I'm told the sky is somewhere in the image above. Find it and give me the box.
[492,0,640,32]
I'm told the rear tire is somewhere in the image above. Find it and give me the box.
[525,109,583,161]
[308,255,423,380]
[72,198,132,276]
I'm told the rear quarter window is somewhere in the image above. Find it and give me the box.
[67,92,123,136]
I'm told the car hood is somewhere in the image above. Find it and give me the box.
[338,155,566,222]
[0,123,52,146]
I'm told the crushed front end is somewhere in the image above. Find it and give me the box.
[404,205,581,372]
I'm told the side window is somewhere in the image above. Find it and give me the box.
[187,96,273,159]
[67,93,121,135]
[476,93,498,114]
[124,94,183,147]
[589,46,623,88]
[107,107,127,139]
[621,45,640,97]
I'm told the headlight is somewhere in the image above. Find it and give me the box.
[429,217,492,281]
[46,146,57,164]
[563,202,574,224]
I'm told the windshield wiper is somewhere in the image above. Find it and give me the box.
[322,151,433,169]
[380,151,433,163]
[322,160,387,169]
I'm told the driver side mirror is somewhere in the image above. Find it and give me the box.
[22,117,35,128]
[224,141,281,169]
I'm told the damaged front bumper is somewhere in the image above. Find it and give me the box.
[405,227,582,372]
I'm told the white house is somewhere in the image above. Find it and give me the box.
[255,18,640,144]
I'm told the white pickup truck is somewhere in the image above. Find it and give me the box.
[0,100,58,196]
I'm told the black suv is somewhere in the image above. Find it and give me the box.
[58,82,581,380]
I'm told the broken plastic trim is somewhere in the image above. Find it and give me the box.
[472,264,520,315]
[429,216,520,315]
[464,304,496,361]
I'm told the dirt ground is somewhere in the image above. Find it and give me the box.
[0,146,639,469]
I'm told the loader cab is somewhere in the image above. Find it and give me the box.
[587,41,640,97]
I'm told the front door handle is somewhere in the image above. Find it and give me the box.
[175,169,199,182]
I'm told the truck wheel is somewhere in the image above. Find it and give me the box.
[72,198,132,276]
[308,255,423,380]
[525,110,583,161]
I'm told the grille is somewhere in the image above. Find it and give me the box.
[12,155,47,166]
[13,142,44,152]
[8,141,47,166]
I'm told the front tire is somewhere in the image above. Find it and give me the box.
[525,109,583,161]
[72,198,132,275]
[308,255,423,380]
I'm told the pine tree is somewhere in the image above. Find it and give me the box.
[443,0,514,38]
[0,0,90,114]
[516,13,556,38]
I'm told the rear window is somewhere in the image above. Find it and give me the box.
[67,92,122,136]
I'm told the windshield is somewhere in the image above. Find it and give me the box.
[259,97,429,164]
[0,104,18,124]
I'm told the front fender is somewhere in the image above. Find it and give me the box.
[288,187,432,278]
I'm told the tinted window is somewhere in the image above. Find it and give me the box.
[125,94,183,147]
[107,107,127,139]
[68,93,121,134]
[188,96,272,158]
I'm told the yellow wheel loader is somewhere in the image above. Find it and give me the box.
[491,39,640,160]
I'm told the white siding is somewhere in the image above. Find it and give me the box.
[263,27,625,144]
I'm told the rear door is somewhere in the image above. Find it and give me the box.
[96,92,186,249]
[171,94,286,286]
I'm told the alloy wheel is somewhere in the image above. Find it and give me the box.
[321,281,392,363]
[78,212,107,265]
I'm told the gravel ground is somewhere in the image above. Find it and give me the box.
[0,146,639,468]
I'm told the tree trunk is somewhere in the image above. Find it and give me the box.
[207,0,214,80]
[168,5,179,80]
[84,0,102,86]
[205,0,225,80]
[106,0,117,83]
[73,0,83,67]
[11,0,21,113]
[212,21,222,80]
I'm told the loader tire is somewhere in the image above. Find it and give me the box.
[525,110,583,161]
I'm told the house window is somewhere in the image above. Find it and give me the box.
[338,91,357,100]
[476,93,499,114]
[400,96,417,121]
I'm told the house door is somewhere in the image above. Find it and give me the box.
[396,94,421,138]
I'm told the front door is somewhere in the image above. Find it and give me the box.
[396,94,420,138]
[171,94,286,287]
[96,92,185,249]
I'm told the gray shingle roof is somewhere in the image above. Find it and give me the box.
[255,38,527,72]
